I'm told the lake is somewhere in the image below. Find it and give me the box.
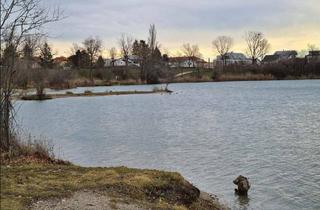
[16,80,320,210]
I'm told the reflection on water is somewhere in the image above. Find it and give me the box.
[16,80,320,210]
[235,195,250,210]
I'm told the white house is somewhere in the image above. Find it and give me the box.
[104,59,113,67]
[114,59,127,66]
[216,52,251,65]
[169,56,206,68]
[104,58,140,67]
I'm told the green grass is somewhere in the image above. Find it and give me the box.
[0,162,223,210]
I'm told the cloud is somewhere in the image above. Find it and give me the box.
[44,0,320,57]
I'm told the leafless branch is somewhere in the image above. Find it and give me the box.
[245,31,270,64]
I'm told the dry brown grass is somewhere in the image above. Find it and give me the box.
[216,73,274,81]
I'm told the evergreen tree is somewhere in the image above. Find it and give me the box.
[68,50,90,69]
[152,47,162,60]
[22,43,33,59]
[2,44,18,68]
[146,46,163,84]
[22,42,34,70]
[79,50,90,68]
[132,40,140,56]
[96,56,105,68]
[39,42,53,69]
[132,40,150,81]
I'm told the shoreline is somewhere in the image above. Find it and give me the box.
[18,89,173,101]
[0,159,228,210]
[20,76,320,92]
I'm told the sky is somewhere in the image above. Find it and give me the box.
[44,0,320,59]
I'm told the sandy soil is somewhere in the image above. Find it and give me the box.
[30,190,147,210]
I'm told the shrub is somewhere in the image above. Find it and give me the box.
[212,70,221,81]
[84,90,92,94]
[152,86,160,92]
[48,69,72,89]
[0,132,57,163]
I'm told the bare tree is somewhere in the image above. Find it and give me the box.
[245,31,270,64]
[83,36,102,82]
[148,24,158,54]
[0,0,62,151]
[181,43,201,67]
[307,44,319,52]
[118,34,133,66]
[212,36,233,66]
[22,34,42,57]
[108,47,117,67]
[70,43,81,55]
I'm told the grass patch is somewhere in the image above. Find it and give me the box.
[0,163,225,210]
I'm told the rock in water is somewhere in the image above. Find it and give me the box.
[233,175,250,196]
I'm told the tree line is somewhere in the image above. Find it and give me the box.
[66,24,171,84]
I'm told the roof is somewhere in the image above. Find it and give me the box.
[128,55,140,60]
[308,51,320,56]
[53,56,67,63]
[225,52,249,60]
[216,52,250,61]
[274,50,297,58]
[262,55,280,63]
[169,56,204,62]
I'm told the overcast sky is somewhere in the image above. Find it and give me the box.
[44,0,320,58]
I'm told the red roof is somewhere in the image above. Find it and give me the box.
[53,56,67,63]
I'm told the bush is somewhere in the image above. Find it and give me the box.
[0,132,57,163]
[48,69,72,88]
[84,90,92,94]
[93,68,114,81]
[212,70,221,81]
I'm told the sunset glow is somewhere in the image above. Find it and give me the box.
[46,0,320,58]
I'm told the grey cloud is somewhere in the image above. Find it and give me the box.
[44,0,320,44]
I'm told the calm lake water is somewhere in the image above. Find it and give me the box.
[16,80,320,210]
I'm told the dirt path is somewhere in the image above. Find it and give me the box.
[30,190,228,210]
[30,190,147,210]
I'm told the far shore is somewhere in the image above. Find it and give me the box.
[18,89,173,101]
[16,74,320,93]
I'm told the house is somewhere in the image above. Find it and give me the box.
[114,59,127,66]
[305,51,320,63]
[104,59,114,67]
[169,56,205,68]
[262,55,281,64]
[274,50,297,60]
[263,50,297,64]
[128,55,140,65]
[216,52,251,65]
[105,57,140,67]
